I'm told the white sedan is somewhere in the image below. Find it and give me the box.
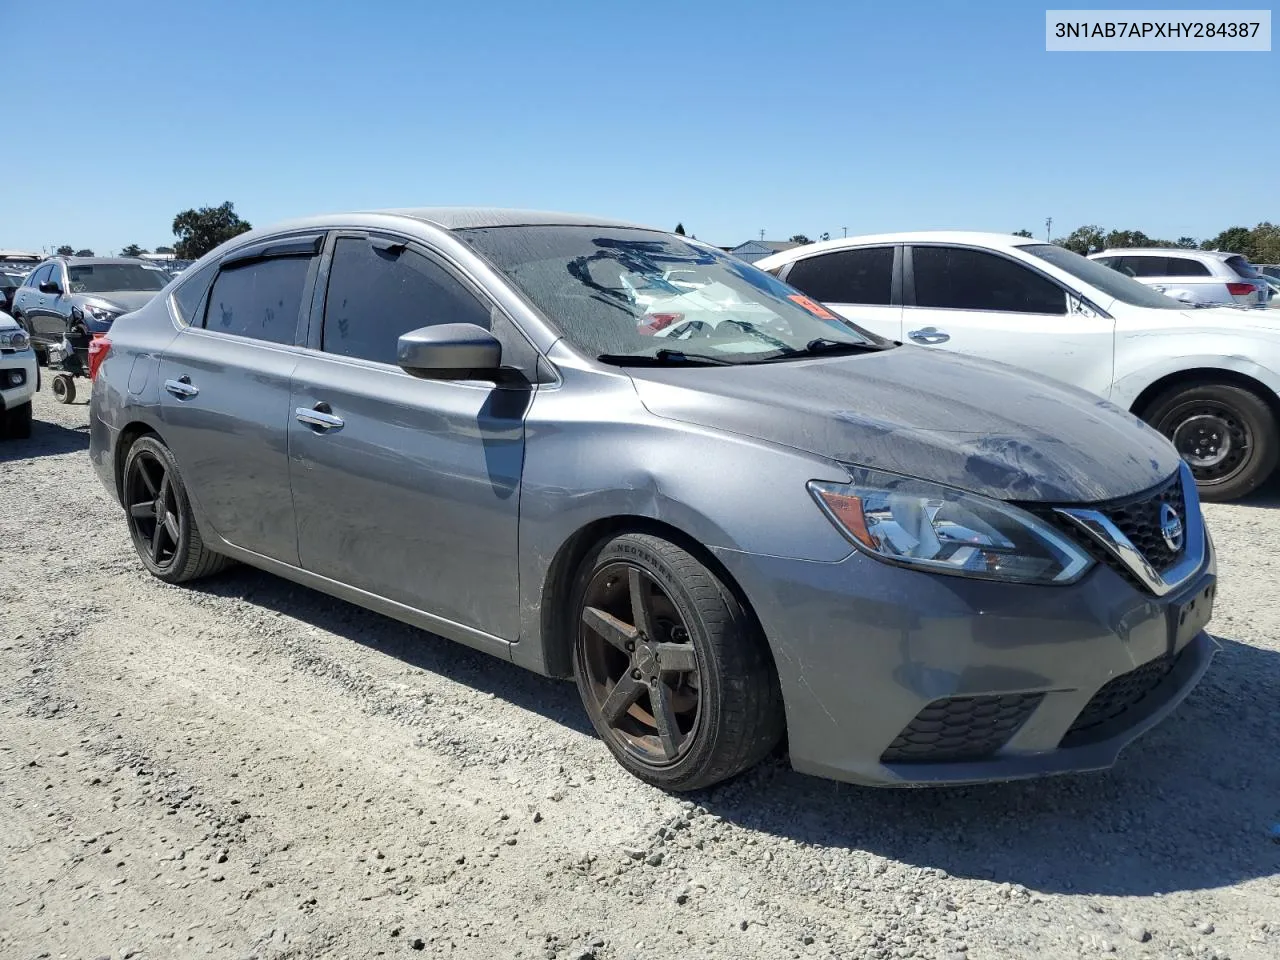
[757,232,1280,500]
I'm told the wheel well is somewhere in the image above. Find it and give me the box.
[113,422,159,504]
[1130,368,1280,421]
[539,516,762,679]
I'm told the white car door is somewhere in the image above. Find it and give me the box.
[777,245,903,341]
[903,244,1117,399]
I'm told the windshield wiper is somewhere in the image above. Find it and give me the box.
[747,337,889,363]
[597,349,735,367]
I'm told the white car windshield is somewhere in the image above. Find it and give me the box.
[459,225,880,362]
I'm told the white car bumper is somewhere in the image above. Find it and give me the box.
[0,348,38,411]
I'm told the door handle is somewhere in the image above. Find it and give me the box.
[295,404,344,431]
[907,327,951,345]
[164,376,199,399]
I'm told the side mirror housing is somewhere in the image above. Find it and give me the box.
[397,323,504,381]
[39,280,62,294]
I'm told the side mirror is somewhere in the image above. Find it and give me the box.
[39,280,62,294]
[397,323,503,381]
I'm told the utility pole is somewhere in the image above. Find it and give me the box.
[759,229,765,241]
[842,226,848,238]
[1045,217,1053,241]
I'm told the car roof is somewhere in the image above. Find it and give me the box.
[50,256,152,266]
[753,231,1043,266]
[1090,248,1236,261]
[384,207,652,231]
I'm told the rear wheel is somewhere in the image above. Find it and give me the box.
[1143,382,1278,501]
[122,435,231,583]
[572,532,784,791]
[1,401,32,440]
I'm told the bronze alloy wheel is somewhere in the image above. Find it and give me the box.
[571,532,785,791]
[578,562,702,765]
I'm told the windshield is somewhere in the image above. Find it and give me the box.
[458,225,879,362]
[1015,243,1187,309]
[68,263,169,293]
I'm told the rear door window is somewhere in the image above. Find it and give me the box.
[320,236,491,365]
[1163,257,1211,277]
[26,265,52,288]
[912,246,1066,314]
[784,247,894,305]
[204,255,313,345]
[1115,256,1166,277]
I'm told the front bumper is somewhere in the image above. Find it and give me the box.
[712,537,1216,787]
[0,348,38,410]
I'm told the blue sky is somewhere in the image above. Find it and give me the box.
[4,1,1275,253]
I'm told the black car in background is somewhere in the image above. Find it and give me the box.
[0,270,24,314]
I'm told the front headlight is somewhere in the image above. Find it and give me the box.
[809,469,1093,585]
[0,330,29,350]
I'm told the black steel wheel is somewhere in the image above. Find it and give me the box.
[122,435,230,583]
[51,373,76,404]
[572,533,784,791]
[1145,382,1278,501]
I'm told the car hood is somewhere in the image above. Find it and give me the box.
[0,313,19,331]
[76,290,162,313]
[627,346,1180,503]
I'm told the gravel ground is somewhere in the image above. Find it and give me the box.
[2,389,1278,960]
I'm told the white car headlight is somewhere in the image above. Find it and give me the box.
[0,329,29,350]
[809,469,1093,585]
[79,304,120,322]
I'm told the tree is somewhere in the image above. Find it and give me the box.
[171,201,253,260]
[1175,236,1198,249]
[1054,225,1106,255]
[1012,229,1034,238]
[789,234,812,245]
[1201,226,1254,258]
[1247,222,1280,263]
[819,232,830,242]
[674,222,686,236]
[56,245,74,256]
[154,245,175,254]
[75,249,95,257]
[1103,229,1154,250]
[120,244,147,257]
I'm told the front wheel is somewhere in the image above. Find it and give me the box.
[1143,382,1279,501]
[122,435,231,583]
[572,533,784,791]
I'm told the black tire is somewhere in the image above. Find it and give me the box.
[571,532,784,791]
[121,435,231,583]
[1142,382,1279,502]
[51,374,76,404]
[1,401,32,440]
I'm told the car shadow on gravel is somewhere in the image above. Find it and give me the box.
[0,417,90,462]
[189,567,595,738]
[698,635,1280,897]
[190,565,1277,896]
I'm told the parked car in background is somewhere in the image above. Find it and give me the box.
[89,209,1217,792]
[1,269,25,314]
[0,309,37,438]
[1088,248,1269,308]
[758,232,1280,500]
[1262,273,1280,308]
[9,257,169,364]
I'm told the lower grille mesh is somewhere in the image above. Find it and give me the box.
[1060,655,1176,746]
[881,693,1043,763]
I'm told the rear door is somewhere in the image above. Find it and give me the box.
[288,233,533,643]
[778,245,902,339]
[903,244,1116,398]
[157,234,323,564]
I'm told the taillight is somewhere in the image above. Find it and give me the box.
[1226,282,1255,297]
[88,334,111,379]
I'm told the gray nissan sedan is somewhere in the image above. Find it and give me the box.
[88,209,1217,791]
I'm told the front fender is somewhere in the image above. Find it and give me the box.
[1112,351,1280,411]
[513,357,854,674]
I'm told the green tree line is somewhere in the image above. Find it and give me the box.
[1015,222,1280,262]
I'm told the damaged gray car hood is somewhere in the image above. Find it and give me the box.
[627,346,1180,503]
